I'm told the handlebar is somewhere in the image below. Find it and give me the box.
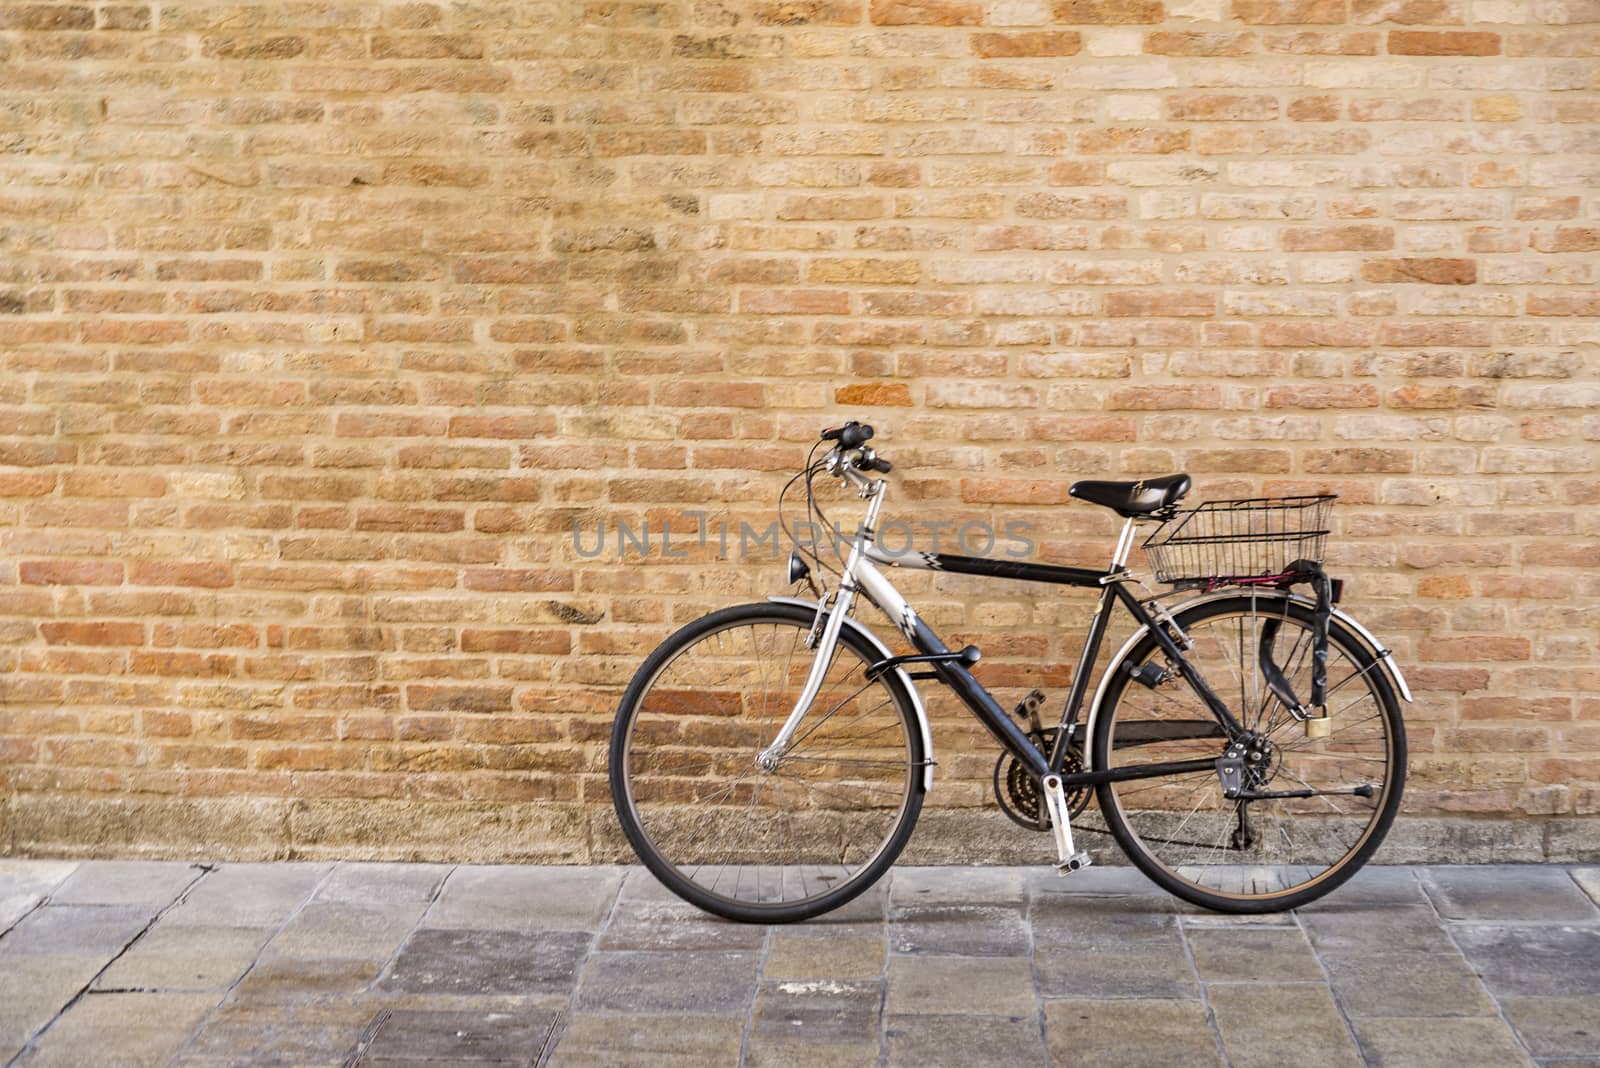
[821,421,892,475]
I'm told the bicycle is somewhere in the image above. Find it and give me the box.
[609,420,1410,922]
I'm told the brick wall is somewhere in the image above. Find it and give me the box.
[1,0,1597,862]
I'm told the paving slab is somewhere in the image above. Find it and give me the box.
[1207,982,1363,1068]
[1450,924,1600,997]
[95,924,272,992]
[572,950,761,1014]
[1422,866,1600,923]
[1300,903,1462,956]
[1187,926,1325,983]
[227,952,383,1006]
[885,1013,1046,1067]
[160,864,328,928]
[1044,998,1222,1067]
[0,956,110,1062]
[1030,892,1180,946]
[378,928,591,998]
[1034,939,1199,999]
[888,902,1030,956]
[763,928,885,980]
[268,900,426,962]
[48,862,201,909]
[348,1007,560,1066]
[885,955,1037,1017]
[1498,996,1600,1060]
[15,991,218,1068]
[424,865,622,932]
[1571,867,1600,908]
[891,866,1026,907]
[171,997,373,1067]
[1027,866,1162,897]
[0,904,154,959]
[1351,1015,1536,1068]
[0,860,78,931]
[1319,950,1498,1018]
[597,897,766,952]
[548,1013,745,1067]
[745,978,881,1067]
[1295,865,1430,909]
[315,862,453,905]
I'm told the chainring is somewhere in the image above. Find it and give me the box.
[993,729,1091,831]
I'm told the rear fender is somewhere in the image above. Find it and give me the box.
[1080,590,1411,770]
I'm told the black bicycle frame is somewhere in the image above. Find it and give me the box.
[887,551,1243,788]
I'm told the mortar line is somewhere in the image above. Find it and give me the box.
[877,865,892,1068]
[366,859,457,996]
[5,861,213,1068]
[0,863,81,945]
[1291,903,1372,1068]
[735,900,773,1068]
[1177,907,1235,1068]
[1567,866,1600,913]
[1431,871,1543,1066]
[164,858,344,1066]
[543,864,629,1064]
[1026,869,1053,1068]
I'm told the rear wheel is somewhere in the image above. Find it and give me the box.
[1092,594,1405,912]
[610,602,925,923]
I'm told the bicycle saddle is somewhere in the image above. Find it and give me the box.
[1068,473,1191,518]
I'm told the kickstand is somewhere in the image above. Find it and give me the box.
[1230,801,1257,851]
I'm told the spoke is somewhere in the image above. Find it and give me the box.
[622,615,916,910]
[782,678,878,753]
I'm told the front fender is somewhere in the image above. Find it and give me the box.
[768,595,935,791]
[1080,590,1412,769]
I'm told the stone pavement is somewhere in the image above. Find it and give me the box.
[1,862,1597,1067]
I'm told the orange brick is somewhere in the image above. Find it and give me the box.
[1232,0,1345,22]
[1360,258,1476,284]
[1389,30,1500,55]
[40,621,144,646]
[870,0,983,23]
[1051,0,1165,20]
[835,383,914,406]
[973,30,1083,56]
[1281,225,1394,251]
[21,560,124,586]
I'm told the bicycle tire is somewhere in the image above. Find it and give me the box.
[610,602,926,924]
[1092,593,1405,913]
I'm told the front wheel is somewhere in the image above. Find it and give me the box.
[610,602,926,923]
[1092,594,1406,913]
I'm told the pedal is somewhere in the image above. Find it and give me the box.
[1012,688,1046,733]
[1056,852,1093,875]
[1041,773,1093,875]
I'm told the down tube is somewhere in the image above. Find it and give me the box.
[851,557,1051,780]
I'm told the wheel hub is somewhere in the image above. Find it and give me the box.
[1240,733,1278,789]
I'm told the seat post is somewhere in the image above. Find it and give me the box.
[1110,517,1138,570]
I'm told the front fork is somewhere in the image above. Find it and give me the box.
[757,479,885,768]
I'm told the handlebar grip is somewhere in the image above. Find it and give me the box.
[837,423,873,449]
[868,456,892,473]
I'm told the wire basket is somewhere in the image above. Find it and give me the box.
[1141,495,1335,586]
